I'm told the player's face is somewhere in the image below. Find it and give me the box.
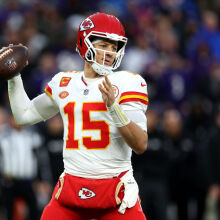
[93,40,118,66]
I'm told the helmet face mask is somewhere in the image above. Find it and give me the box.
[76,13,128,75]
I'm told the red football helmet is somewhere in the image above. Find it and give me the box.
[76,12,127,75]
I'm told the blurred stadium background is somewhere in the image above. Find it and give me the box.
[0,0,220,220]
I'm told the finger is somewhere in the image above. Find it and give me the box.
[104,74,112,86]
[98,84,103,91]
[98,84,105,93]
[101,86,108,95]
[98,83,108,95]
[102,80,110,91]
[103,76,113,91]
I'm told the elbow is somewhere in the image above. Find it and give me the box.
[14,118,28,127]
[134,140,148,155]
[134,133,148,155]
[13,115,34,127]
[15,121,33,127]
[135,144,147,155]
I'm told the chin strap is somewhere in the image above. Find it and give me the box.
[91,62,113,76]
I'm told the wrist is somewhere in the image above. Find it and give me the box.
[107,101,130,127]
[8,73,21,82]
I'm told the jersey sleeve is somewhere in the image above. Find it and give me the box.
[44,73,62,101]
[44,78,55,100]
[118,73,148,113]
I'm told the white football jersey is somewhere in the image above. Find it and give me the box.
[45,70,148,179]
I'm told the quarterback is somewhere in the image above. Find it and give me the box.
[8,13,148,219]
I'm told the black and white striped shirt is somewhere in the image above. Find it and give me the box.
[0,126,42,179]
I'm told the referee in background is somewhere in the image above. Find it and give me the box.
[0,109,43,220]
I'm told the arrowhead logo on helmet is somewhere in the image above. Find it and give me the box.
[80,18,94,31]
[76,13,128,76]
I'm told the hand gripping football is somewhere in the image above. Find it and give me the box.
[0,45,28,81]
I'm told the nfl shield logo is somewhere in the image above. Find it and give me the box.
[5,58,17,71]
[83,89,89,95]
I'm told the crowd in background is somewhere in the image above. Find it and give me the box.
[0,0,220,219]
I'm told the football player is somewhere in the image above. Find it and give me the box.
[8,12,148,219]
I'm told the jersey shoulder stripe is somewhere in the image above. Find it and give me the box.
[119,91,148,105]
[45,84,53,100]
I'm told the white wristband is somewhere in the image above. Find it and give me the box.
[107,101,131,127]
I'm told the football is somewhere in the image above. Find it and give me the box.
[0,45,28,81]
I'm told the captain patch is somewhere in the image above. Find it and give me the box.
[60,77,71,87]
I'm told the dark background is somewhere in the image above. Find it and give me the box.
[0,0,220,219]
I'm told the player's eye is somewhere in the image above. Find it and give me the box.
[100,44,107,48]
[112,46,117,52]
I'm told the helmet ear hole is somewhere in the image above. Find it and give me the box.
[86,47,96,61]
[117,41,124,52]
[80,37,82,48]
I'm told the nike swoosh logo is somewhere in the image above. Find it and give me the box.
[141,83,147,87]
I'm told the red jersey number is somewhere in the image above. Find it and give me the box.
[64,102,110,150]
